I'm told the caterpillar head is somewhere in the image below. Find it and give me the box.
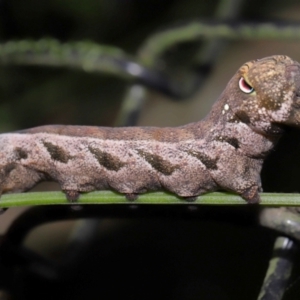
[228,55,300,135]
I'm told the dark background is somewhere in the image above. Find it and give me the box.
[0,0,300,299]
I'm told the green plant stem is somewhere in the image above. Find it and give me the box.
[1,22,300,74]
[1,191,300,208]
[139,22,300,67]
[0,39,137,79]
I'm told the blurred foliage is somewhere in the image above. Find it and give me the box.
[0,0,296,132]
[0,0,222,131]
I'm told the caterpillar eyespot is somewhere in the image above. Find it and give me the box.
[0,55,299,205]
[239,77,254,94]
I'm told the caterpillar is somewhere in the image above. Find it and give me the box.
[0,55,299,203]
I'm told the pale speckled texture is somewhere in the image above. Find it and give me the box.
[1,55,300,203]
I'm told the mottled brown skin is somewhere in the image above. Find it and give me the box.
[0,55,300,203]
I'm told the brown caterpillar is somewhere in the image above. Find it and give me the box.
[0,55,300,203]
